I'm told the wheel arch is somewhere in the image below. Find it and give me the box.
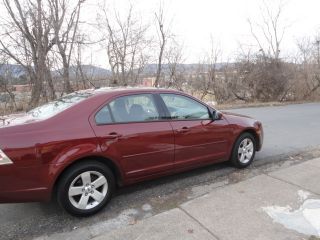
[241,128,260,150]
[51,155,123,200]
[228,128,260,160]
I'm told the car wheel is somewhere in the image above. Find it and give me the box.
[231,133,256,168]
[57,160,115,217]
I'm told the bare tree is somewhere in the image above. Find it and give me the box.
[0,57,17,112]
[50,0,84,94]
[247,0,288,61]
[191,38,223,101]
[230,44,260,101]
[201,38,223,101]
[295,37,320,99]
[43,56,56,101]
[184,62,205,97]
[100,5,149,86]
[239,0,291,102]
[154,4,170,87]
[0,0,56,107]
[165,41,185,90]
[74,36,89,89]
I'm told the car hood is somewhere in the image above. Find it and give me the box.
[221,111,258,126]
[0,113,39,128]
[221,111,253,119]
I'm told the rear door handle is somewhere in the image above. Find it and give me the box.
[176,127,190,133]
[105,132,122,139]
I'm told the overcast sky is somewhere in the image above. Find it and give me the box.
[77,0,320,67]
[2,0,320,67]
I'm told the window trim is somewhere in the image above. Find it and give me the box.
[94,93,165,126]
[158,93,213,122]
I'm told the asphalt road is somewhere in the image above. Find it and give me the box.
[230,102,320,158]
[1,102,320,240]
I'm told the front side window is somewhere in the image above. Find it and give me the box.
[95,94,160,124]
[160,94,210,120]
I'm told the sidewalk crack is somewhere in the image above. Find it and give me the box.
[178,207,221,240]
[264,173,320,197]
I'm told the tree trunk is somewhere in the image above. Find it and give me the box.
[63,65,72,93]
[29,74,43,108]
[44,65,55,100]
[154,42,165,87]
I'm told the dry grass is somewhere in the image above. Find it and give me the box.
[216,100,318,110]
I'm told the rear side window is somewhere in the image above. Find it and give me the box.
[95,105,113,124]
[95,94,160,124]
[160,94,210,120]
[29,92,93,120]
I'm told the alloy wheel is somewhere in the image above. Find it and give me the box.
[68,171,108,210]
[238,138,254,164]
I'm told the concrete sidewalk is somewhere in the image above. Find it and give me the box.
[92,158,320,240]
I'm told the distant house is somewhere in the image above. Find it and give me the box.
[142,77,155,87]
[13,84,31,93]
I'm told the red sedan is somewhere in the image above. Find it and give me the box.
[0,88,263,216]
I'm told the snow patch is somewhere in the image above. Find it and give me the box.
[297,190,311,202]
[142,204,152,211]
[263,198,320,237]
[89,208,139,237]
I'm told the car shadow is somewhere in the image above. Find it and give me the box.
[1,161,238,240]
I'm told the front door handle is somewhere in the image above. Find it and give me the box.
[176,127,190,133]
[105,132,122,139]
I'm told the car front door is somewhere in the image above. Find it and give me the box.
[90,93,174,180]
[159,93,231,168]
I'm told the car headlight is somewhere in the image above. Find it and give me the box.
[0,149,13,165]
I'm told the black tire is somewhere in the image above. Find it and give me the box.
[230,133,256,168]
[57,160,115,217]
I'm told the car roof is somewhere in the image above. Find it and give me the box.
[79,87,182,97]
[95,86,178,93]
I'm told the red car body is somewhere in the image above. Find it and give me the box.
[0,88,263,203]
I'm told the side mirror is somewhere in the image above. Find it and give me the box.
[211,109,222,120]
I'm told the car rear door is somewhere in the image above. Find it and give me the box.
[159,93,230,168]
[90,93,175,180]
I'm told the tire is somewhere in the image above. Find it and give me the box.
[230,133,256,168]
[57,160,115,217]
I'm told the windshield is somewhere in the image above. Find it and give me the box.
[28,91,93,120]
